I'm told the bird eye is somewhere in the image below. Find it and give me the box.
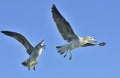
[89,37,92,39]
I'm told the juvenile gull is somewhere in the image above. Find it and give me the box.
[1,31,45,71]
[52,4,105,60]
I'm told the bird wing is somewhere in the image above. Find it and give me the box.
[52,4,79,42]
[1,31,34,55]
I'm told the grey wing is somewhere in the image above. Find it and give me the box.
[1,31,34,55]
[52,4,79,42]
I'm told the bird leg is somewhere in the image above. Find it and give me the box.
[69,51,72,60]
[28,67,30,70]
[33,66,36,71]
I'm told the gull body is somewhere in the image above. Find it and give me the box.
[1,31,45,71]
[52,4,105,60]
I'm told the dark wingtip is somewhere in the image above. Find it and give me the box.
[98,42,106,46]
[1,31,11,33]
[1,31,9,35]
[1,31,6,33]
[52,4,56,8]
[1,31,13,36]
[52,4,57,12]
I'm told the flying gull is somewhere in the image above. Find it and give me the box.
[52,4,106,60]
[1,31,45,71]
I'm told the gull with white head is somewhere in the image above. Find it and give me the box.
[52,4,105,60]
[1,31,45,71]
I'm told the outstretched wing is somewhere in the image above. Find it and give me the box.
[52,4,79,42]
[1,31,34,55]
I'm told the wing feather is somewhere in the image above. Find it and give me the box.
[52,4,78,42]
[1,31,34,55]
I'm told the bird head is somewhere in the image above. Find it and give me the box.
[85,36,97,43]
[36,40,46,49]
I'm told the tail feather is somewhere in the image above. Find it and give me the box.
[22,61,27,66]
[58,50,65,55]
[56,45,68,55]
[56,46,62,48]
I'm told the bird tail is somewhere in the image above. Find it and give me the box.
[21,61,27,66]
[56,45,68,55]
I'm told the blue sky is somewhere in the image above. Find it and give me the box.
[0,0,120,78]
